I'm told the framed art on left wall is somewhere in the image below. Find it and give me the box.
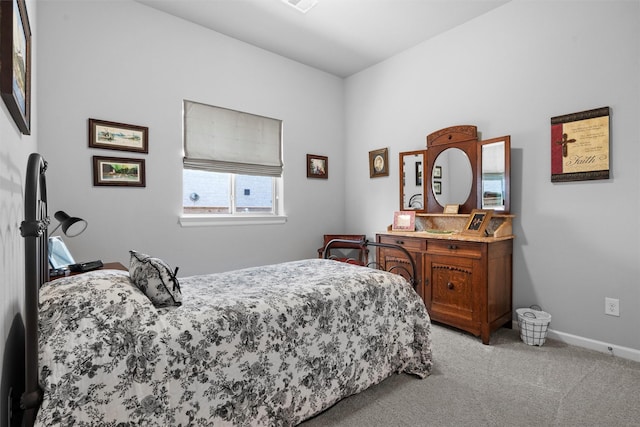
[93,156,146,187]
[89,118,149,153]
[0,0,31,135]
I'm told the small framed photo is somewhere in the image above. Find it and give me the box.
[462,209,493,236]
[0,0,31,135]
[443,204,459,214]
[369,148,389,178]
[89,118,149,153]
[93,156,146,187]
[307,154,328,179]
[433,181,442,195]
[433,166,442,179]
[392,211,416,231]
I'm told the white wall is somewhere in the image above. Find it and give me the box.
[0,0,38,419]
[345,1,640,352]
[37,1,346,276]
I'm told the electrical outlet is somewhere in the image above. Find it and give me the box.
[605,297,620,316]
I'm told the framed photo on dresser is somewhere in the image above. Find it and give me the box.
[462,209,493,236]
[392,211,416,231]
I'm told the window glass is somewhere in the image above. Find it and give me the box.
[183,170,276,215]
[183,170,230,214]
[235,174,273,213]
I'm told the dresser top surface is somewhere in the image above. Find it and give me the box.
[378,230,514,243]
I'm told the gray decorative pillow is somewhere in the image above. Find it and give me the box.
[129,250,182,307]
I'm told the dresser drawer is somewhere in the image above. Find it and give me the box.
[427,240,483,258]
[378,234,426,251]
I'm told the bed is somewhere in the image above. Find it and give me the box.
[18,153,433,426]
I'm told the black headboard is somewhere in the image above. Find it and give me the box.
[18,153,48,426]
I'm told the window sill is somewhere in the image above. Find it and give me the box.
[179,214,288,227]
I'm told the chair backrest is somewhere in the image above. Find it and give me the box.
[318,234,368,264]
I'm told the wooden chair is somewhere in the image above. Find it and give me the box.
[317,234,369,265]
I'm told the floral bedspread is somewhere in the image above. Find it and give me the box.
[37,259,432,426]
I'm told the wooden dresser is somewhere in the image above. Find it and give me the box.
[376,214,514,344]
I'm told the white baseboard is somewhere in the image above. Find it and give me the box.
[514,325,640,363]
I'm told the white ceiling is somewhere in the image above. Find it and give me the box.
[135,0,509,77]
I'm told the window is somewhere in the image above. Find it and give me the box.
[183,170,274,214]
[181,101,285,225]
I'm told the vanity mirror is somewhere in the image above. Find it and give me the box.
[399,150,426,210]
[431,147,473,208]
[399,125,510,214]
[478,136,511,212]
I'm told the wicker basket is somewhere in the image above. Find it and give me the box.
[516,307,551,346]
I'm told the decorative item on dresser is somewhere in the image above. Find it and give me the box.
[389,124,515,345]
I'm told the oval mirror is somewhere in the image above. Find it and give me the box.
[432,147,473,206]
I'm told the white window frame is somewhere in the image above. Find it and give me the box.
[179,175,286,227]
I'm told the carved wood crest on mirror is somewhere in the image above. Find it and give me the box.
[399,125,510,214]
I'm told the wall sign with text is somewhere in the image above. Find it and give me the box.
[550,106,610,183]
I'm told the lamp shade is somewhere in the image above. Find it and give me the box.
[52,211,87,237]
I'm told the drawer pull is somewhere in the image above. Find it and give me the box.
[447,282,454,290]
[395,240,404,245]
[447,244,458,250]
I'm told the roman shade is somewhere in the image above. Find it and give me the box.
[183,100,283,177]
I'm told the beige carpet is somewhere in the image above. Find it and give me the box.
[302,324,640,426]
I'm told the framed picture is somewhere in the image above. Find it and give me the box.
[462,209,493,236]
[551,106,609,182]
[443,204,459,214]
[89,118,149,153]
[307,154,328,179]
[0,0,31,134]
[433,166,442,179]
[369,148,389,178]
[433,181,442,195]
[93,156,146,187]
[392,211,416,231]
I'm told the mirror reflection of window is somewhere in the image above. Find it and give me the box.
[481,141,505,210]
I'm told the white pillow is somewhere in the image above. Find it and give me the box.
[129,250,182,307]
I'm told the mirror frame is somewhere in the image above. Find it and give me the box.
[425,126,479,213]
[399,150,427,211]
[399,125,511,214]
